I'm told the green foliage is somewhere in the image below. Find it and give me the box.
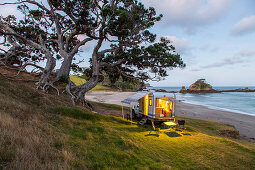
[193,79,212,89]
[102,37,185,81]
[113,76,142,90]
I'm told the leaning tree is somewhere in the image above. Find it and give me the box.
[63,0,186,106]
[0,0,185,107]
[0,0,96,87]
[0,14,58,91]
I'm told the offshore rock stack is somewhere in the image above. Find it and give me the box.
[179,79,255,94]
[180,79,218,94]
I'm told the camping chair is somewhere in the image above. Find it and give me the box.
[149,120,160,135]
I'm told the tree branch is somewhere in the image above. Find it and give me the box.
[70,38,93,57]
[100,59,125,67]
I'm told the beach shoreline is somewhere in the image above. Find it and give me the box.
[86,91,255,141]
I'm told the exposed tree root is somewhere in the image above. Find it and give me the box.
[36,72,59,96]
[65,79,94,110]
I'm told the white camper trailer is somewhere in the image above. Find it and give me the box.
[121,91,177,123]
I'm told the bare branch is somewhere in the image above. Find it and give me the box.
[0,21,49,54]
[0,1,26,6]
[21,63,44,71]
[115,66,137,79]
[70,38,93,57]
[65,29,79,51]
[0,48,7,53]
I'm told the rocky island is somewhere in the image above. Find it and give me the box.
[180,79,218,93]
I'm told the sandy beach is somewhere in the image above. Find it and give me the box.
[86,91,255,141]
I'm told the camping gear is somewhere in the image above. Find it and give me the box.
[178,120,185,129]
[163,121,178,129]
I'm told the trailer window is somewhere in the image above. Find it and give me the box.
[149,99,152,106]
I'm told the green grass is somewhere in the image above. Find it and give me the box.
[54,107,102,121]
[70,76,113,91]
[175,116,237,137]
[54,106,255,169]
[1,76,255,169]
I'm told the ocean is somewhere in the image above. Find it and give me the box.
[147,86,255,116]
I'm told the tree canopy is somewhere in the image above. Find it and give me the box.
[0,0,185,106]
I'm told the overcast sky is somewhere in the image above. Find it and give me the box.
[1,0,255,87]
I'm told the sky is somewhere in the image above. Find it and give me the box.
[0,0,255,87]
[141,0,255,87]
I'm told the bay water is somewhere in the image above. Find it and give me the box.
[148,86,255,116]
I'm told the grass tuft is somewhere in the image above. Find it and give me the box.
[53,106,101,121]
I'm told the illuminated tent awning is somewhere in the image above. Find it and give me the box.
[121,92,151,104]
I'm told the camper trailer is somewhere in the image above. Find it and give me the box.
[122,91,177,123]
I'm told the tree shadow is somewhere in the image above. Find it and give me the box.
[165,131,182,137]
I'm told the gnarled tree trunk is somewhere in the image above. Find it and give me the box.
[36,54,58,94]
[67,54,100,108]
[67,75,99,107]
[57,55,73,80]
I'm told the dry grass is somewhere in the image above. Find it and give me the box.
[0,111,71,169]
[0,75,77,169]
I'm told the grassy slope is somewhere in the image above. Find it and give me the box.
[1,78,255,169]
[70,76,113,91]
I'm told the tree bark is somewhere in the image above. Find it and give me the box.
[67,54,100,108]
[57,55,73,80]
[36,53,58,94]
[67,74,98,108]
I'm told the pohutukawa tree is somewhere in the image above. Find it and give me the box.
[0,0,95,89]
[0,14,57,91]
[0,0,185,107]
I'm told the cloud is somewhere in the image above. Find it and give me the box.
[201,56,249,69]
[143,0,232,31]
[164,36,189,54]
[235,49,255,57]
[190,68,200,72]
[200,48,255,69]
[232,15,255,35]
